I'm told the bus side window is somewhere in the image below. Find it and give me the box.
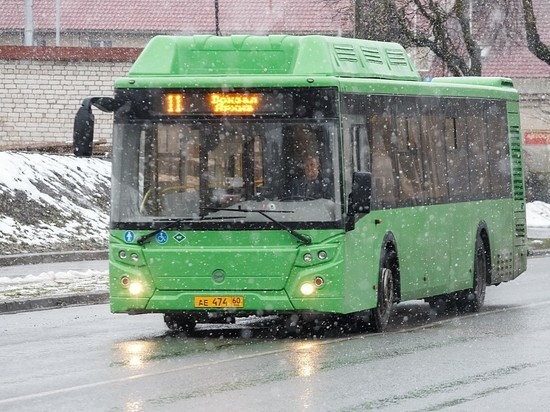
[445,101,470,201]
[351,125,370,172]
[466,101,489,199]
[420,109,448,203]
[395,115,423,205]
[370,113,396,208]
[486,102,511,198]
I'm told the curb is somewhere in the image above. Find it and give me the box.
[528,248,550,257]
[0,292,109,314]
[0,250,108,267]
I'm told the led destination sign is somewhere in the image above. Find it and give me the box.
[210,93,259,114]
[123,88,338,119]
[162,91,287,116]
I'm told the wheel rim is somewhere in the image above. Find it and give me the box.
[474,243,487,307]
[379,267,394,319]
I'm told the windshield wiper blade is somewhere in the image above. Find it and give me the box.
[136,215,242,245]
[206,207,311,245]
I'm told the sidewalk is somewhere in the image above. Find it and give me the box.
[0,250,107,267]
[0,251,109,314]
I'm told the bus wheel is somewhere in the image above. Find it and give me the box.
[457,234,488,313]
[369,266,395,332]
[164,313,197,332]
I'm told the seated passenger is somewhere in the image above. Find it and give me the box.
[291,156,331,199]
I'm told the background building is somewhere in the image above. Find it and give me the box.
[0,0,352,47]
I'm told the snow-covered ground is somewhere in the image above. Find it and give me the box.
[0,261,108,303]
[526,201,550,228]
[0,151,110,305]
[0,151,549,305]
[0,151,110,255]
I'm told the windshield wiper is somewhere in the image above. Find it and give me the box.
[136,215,242,245]
[206,207,312,245]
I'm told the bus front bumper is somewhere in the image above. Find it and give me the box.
[110,290,344,314]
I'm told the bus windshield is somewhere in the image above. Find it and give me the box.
[111,119,342,228]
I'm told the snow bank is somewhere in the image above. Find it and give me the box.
[526,201,550,228]
[0,152,111,254]
[0,269,108,302]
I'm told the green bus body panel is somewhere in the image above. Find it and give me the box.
[125,35,420,81]
[339,79,518,100]
[109,229,352,314]
[342,199,521,312]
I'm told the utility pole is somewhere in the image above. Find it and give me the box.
[24,0,33,46]
[215,0,221,36]
[56,0,61,46]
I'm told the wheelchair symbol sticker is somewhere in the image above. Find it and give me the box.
[124,231,135,243]
[156,231,168,244]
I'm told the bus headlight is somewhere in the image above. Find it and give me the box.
[128,282,144,296]
[300,282,315,296]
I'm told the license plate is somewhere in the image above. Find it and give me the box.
[194,296,244,308]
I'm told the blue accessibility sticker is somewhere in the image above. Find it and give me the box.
[123,230,135,243]
[156,231,168,244]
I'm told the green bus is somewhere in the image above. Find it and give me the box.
[74,35,527,333]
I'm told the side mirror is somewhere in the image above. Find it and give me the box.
[73,97,120,157]
[348,171,372,215]
[73,99,95,157]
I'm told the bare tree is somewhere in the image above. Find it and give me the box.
[325,0,524,77]
[522,0,550,65]
[399,0,481,76]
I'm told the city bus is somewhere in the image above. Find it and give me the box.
[73,35,527,333]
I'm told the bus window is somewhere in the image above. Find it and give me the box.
[486,101,512,198]
[445,101,471,201]
[281,124,334,200]
[112,118,340,223]
[351,124,370,172]
[420,110,448,203]
[370,112,397,209]
[466,100,489,199]
[138,124,201,216]
[395,114,423,205]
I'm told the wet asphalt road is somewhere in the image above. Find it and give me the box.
[0,257,549,411]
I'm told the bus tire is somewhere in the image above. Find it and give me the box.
[164,313,197,332]
[457,233,488,312]
[369,265,395,333]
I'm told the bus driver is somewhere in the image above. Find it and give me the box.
[291,155,331,199]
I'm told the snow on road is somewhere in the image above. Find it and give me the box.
[0,260,108,303]
[526,201,550,228]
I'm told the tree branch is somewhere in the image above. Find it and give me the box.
[522,0,550,65]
